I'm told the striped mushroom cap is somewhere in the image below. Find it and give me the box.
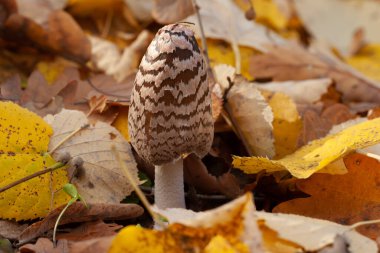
[128,23,214,165]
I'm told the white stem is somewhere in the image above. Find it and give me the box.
[154,159,185,209]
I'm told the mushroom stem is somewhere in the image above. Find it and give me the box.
[154,159,185,209]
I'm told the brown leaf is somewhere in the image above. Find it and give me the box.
[152,0,194,24]
[183,154,220,194]
[250,45,380,104]
[274,153,380,242]
[18,202,143,245]
[19,238,69,253]
[69,236,114,253]
[56,220,122,241]
[0,220,27,240]
[3,10,90,64]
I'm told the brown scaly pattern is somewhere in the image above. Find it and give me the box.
[128,24,214,165]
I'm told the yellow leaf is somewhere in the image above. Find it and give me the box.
[109,193,258,253]
[346,44,380,82]
[112,107,130,141]
[235,0,288,30]
[207,39,258,80]
[36,59,69,85]
[264,92,303,158]
[233,118,380,178]
[0,102,69,220]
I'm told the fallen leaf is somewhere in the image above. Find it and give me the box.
[19,238,69,253]
[152,0,194,24]
[226,77,275,158]
[0,101,69,220]
[0,220,28,240]
[3,10,91,64]
[69,236,114,253]
[67,0,122,16]
[274,153,380,243]
[233,117,380,178]
[184,0,286,52]
[250,45,380,103]
[90,31,153,82]
[346,44,380,82]
[263,91,303,158]
[294,0,380,55]
[44,109,138,203]
[109,193,263,253]
[18,202,143,244]
[257,211,378,252]
[56,220,122,241]
[258,78,332,104]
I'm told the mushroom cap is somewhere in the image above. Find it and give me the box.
[128,24,214,165]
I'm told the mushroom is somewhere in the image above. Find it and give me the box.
[128,24,214,209]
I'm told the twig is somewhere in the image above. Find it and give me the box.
[111,146,167,227]
[49,124,89,155]
[0,162,67,193]
[348,219,380,230]
[191,0,215,80]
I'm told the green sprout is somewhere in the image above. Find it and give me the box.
[53,183,88,246]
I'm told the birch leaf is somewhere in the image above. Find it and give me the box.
[0,102,69,220]
[233,117,380,178]
[44,109,138,203]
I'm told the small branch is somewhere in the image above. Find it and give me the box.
[191,0,215,80]
[0,162,67,193]
[348,219,380,230]
[49,124,89,155]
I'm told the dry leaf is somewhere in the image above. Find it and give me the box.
[274,153,380,244]
[257,211,378,252]
[258,78,332,104]
[152,0,194,24]
[294,0,380,56]
[90,31,153,82]
[44,109,138,203]
[56,220,122,241]
[184,0,286,52]
[250,45,380,103]
[226,77,275,157]
[19,238,69,253]
[18,202,143,244]
[346,44,380,82]
[0,220,27,240]
[233,117,380,178]
[109,193,264,253]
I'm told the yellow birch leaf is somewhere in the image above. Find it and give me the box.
[112,107,130,141]
[233,117,380,178]
[346,44,380,82]
[0,102,69,220]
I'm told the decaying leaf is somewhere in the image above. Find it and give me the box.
[152,0,194,24]
[250,45,380,103]
[0,102,69,220]
[262,91,302,158]
[18,202,143,244]
[258,78,332,104]
[233,117,380,178]
[274,153,380,243]
[258,211,378,252]
[44,109,138,203]
[346,44,380,82]
[184,0,286,52]
[226,77,275,157]
[0,220,27,240]
[90,31,153,82]
[294,0,380,55]
[56,220,122,241]
[109,193,263,253]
